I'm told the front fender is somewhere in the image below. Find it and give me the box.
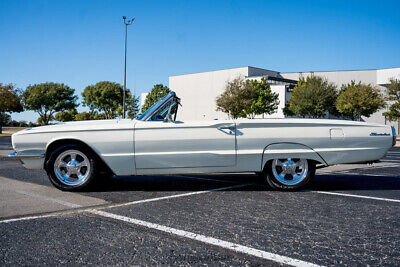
[261,142,328,170]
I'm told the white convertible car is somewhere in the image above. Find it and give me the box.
[9,92,397,191]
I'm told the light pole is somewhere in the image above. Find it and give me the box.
[122,16,135,118]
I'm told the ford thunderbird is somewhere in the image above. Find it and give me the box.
[9,91,397,191]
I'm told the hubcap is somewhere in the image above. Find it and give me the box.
[54,150,91,186]
[271,158,308,186]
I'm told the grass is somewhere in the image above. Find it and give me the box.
[1,127,26,136]
[2,127,26,134]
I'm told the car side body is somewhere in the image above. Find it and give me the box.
[9,91,396,191]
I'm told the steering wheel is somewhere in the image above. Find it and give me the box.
[154,115,164,121]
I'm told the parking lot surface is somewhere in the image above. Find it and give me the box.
[1,135,400,266]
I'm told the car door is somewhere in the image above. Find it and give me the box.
[134,120,236,169]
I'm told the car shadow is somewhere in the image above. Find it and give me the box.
[89,173,264,192]
[309,173,400,191]
[88,172,400,193]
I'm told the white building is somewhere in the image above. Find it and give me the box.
[143,66,400,131]
[169,66,296,121]
[140,92,149,110]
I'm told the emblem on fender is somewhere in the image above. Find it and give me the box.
[370,132,390,136]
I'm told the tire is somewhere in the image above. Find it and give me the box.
[45,144,97,191]
[261,158,316,191]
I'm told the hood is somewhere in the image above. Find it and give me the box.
[13,119,136,135]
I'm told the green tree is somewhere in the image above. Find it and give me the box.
[141,84,170,112]
[22,82,77,125]
[82,81,139,119]
[336,81,385,121]
[55,109,78,122]
[383,78,400,122]
[0,83,23,133]
[216,77,254,119]
[93,112,107,120]
[75,112,95,121]
[284,76,338,118]
[37,114,54,125]
[1,113,11,127]
[244,78,279,118]
[116,95,139,118]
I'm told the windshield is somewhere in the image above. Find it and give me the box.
[136,92,176,121]
[150,99,179,121]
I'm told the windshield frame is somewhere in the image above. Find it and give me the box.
[136,91,178,121]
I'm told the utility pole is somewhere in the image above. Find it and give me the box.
[122,16,135,118]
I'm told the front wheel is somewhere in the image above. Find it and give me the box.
[46,144,97,191]
[261,158,315,191]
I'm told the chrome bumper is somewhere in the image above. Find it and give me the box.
[8,151,45,158]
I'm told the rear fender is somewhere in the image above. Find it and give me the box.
[261,142,328,170]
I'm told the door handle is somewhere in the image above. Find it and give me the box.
[217,125,235,134]
[217,126,235,130]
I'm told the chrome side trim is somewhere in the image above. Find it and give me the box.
[8,151,45,158]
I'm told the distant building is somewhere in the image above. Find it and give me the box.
[140,92,149,110]
[169,67,295,121]
[142,66,400,131]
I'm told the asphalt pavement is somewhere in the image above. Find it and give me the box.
[1,135,400,266]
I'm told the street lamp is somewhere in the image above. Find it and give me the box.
[122,16,135,119]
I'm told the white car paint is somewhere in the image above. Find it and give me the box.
[10,116,394,176]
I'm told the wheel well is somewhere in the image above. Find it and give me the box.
[45,139,114,175]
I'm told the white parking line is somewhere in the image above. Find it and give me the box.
[317,164,400,175]
[0,183,250,224]
[173,174,241,184]
[310,191,400,203]
[90,209,321,267]
[369,164,400,169]
[338,172,400,177]
[104,183,251,209]
[319,171,400,178]
[380,159,400,162]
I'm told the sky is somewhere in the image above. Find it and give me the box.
[1,0,400,122]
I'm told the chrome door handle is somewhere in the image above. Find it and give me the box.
[217,125,235,134]
[217,126,235,131]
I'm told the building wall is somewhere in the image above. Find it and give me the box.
[377,67,400,85]
[281,69,378,86]
[140,92,148,111]
[169,67,280,121]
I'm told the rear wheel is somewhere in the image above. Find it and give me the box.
[46,144,97,191]
[261,158,315,191]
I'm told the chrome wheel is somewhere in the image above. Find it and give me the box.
[54,149,91,186]
[271,158,308,186]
